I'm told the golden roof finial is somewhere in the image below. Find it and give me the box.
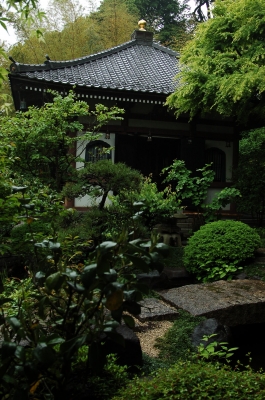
[138,19,146,31]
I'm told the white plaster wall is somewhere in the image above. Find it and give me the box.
[74,133,115,207]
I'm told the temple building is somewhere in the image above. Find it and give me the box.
[8,21,238,212]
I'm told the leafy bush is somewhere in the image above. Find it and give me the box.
[203,187,242,222]
[83,354,130,399]
[184,220,261,281]
[0,233,169,398]
[63,160,142,210]
[134,176,181,230]
[113,360,265,400]
[162,159,215,210]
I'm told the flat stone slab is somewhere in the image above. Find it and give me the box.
[160,280,265,326]
[136,298,179,322]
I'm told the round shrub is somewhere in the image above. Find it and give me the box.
[113,360,265,400]
[184,220,261,282]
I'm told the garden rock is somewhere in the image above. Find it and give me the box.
[103,325,142,371]
[160,267,193,288]
[136,298,178,322]
[235,272,248,280]
[159,280,265,326]
[137,267,193,289]
[191,318,231,348]
[136,270,163,288]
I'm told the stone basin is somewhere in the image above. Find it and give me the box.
[160,280,265,326]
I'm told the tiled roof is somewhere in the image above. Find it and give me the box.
[9,31,180,95]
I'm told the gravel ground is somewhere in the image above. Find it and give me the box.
[133,319,173,357]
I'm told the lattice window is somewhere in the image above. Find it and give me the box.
[85,140,111,163]
[205,147,226,182]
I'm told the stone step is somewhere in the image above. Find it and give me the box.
[135,298,179,322]
[159,280,265,326]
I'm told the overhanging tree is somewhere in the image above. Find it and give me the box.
[166,0,265,125]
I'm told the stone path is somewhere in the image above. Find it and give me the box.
[132,279,265,357]
[136,298,178,322]
[159,279,265,326]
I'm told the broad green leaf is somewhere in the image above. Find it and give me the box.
[33,343,56,367]
[45,272,64,292]
[11,186,28,193]
[8,317,21,331]
[122,314,135,329]
[35,271,45,279]
[67,281,85,293]
[81,264,97,288]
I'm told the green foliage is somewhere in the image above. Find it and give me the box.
[9,0,139,67]
[0,0,43,112]
[243,263,265,282]
[155,309,206,366]
[133,176,181,230]
[162,159,215,210]
[0,277,37,318]
[141,352,169,375]
[197,334,238,362]
[0,145,61,257]
[167,0,265,123]
[85,353,130,399]
[234,127,265,226]
[0,144,21,236]
[184,220,261,281]
[0,91,123,191]
[203,187,242,222]
[131,0,193,48]
[63,160,142,210]
[163,246,184,269]
[0,230,169,398]
[113,359,265,399]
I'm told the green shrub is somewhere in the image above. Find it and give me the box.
[184,220,261,282]
[0,234,168,398]
[113,360,265,400]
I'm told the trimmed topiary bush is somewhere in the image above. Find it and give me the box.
[113,360,265,400]
[184,220,261,282]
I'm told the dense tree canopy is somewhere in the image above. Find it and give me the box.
[130,0,193,48]
[9,0,138,64]
[167,0,265,125]
[0,0,41,111]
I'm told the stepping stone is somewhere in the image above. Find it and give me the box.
[160,280,265,326]
[136,297,179,322]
